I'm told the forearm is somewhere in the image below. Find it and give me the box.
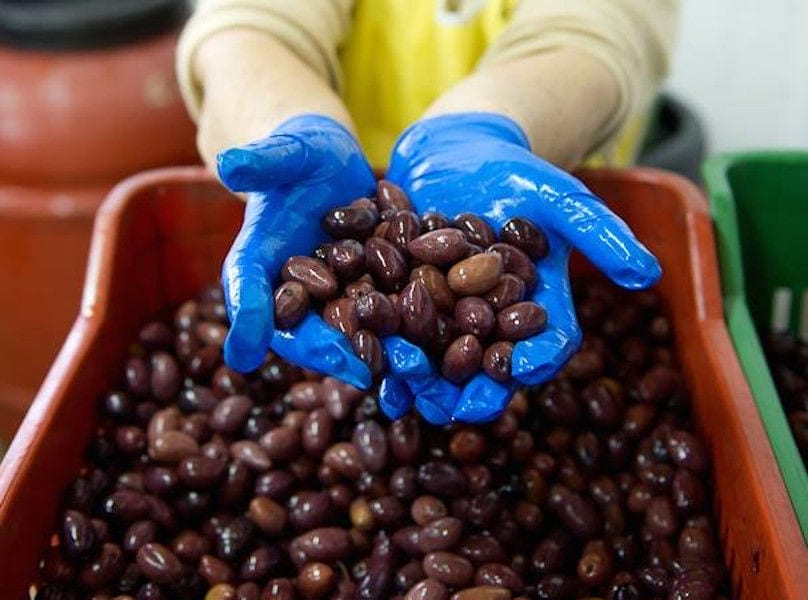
[426,49,618,168]
[427,0,679,170]
[192,28,354,167]
[424,48,619,170]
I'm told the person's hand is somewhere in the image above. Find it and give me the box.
[377,335,514,425]
[217,114,375,389]
[377,112,661,424]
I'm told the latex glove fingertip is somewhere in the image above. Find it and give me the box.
[558,193,662,291]
[615,251,662,290]
[216,136,306,191]
[382,336,434,378]
[410,377,460,426]
[270,313,372,390]
[222,281,273,374]
[378,377,414,420]
[451,374,515,423]
[415,396,453,426]
[511,327,582,386]
[223,327,271,374]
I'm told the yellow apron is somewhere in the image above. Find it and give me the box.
[338,0,646,170]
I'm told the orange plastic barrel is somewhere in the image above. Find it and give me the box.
[0,167,806,598]
[0,0,199,437]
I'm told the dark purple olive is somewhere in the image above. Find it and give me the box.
[322,205,377,239]
[500,217,548,259]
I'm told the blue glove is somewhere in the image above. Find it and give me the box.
[378,336,514,425]
[379,112,661,424]
[217,114,375,389]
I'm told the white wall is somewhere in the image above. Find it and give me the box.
[666,0,808,153]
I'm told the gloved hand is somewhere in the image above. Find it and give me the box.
[378,112,662,424]
[217,114,375,389]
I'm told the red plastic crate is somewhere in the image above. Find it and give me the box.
[1,166,805,598]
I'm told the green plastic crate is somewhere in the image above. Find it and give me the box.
[703,151,808,543]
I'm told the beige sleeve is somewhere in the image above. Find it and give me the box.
[176,0,354,121]
[480,0,680,146]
